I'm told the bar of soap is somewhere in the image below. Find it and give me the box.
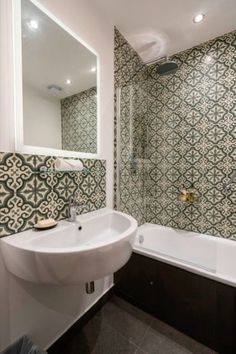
[35,218,57,228]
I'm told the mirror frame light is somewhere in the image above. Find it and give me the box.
[13,0,100,159]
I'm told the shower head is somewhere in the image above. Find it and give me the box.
[156,60,178,76]
[145,56,179,76]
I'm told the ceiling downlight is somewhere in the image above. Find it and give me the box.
[193,13,205,24]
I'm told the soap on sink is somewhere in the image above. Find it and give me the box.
[34,218,57,229]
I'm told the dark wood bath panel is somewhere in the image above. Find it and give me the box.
[114,253,236,354]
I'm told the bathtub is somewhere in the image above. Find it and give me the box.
[133,223,236,287]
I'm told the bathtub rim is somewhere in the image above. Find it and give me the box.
[134,223,236,288]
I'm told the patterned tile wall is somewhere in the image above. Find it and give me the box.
[0,152,106,237]
[61,87,97,153]
[114,28,147,224]
[115,28,236,239]
[145,31,236,239]
[114,28,146,88]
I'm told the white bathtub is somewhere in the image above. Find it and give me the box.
[134,224,236,287]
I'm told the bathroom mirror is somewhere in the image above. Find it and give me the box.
[20,0,98,155]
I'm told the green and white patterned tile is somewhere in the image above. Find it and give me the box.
[0,152,106,237]
[61,87,97,153]
[114,28,236,239]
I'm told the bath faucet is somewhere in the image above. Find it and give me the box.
[67,194,86,222]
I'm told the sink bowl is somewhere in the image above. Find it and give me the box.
[1,208,137,285]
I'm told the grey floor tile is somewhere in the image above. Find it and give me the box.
[64,314,138,354]
[98,295,153,346]
[134,348,148,354]
[139,318,217,354]
[49,296,217,354]
[150,318,218,354]
[140,328,189,354]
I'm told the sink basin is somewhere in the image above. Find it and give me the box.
[1,208,137,285]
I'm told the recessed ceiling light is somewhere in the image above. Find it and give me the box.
[193,13,205,24]
[66,79,72,85]
[28,19,39,30]
[91,67,96,72]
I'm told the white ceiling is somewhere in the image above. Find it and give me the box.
[94,0,236,63]
[22,0,97,99]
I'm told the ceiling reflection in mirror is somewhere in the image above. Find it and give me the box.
[21,0,97,153]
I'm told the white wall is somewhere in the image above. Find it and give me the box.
[9,274,113,351]
[23,84,62,149]
[0,256,10,349]
[0,0,15,152]
[0,0,114,351]
[0,254,113,351]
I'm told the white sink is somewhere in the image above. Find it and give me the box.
[1,208,137,285]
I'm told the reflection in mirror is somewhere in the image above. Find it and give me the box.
[21,0,97,154]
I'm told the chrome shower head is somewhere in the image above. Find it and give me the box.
[145,56,179,76]
[156,60,178,76]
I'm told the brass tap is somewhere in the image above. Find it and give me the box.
[179,185,199,203]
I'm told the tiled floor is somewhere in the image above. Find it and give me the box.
[54,295,218,354]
